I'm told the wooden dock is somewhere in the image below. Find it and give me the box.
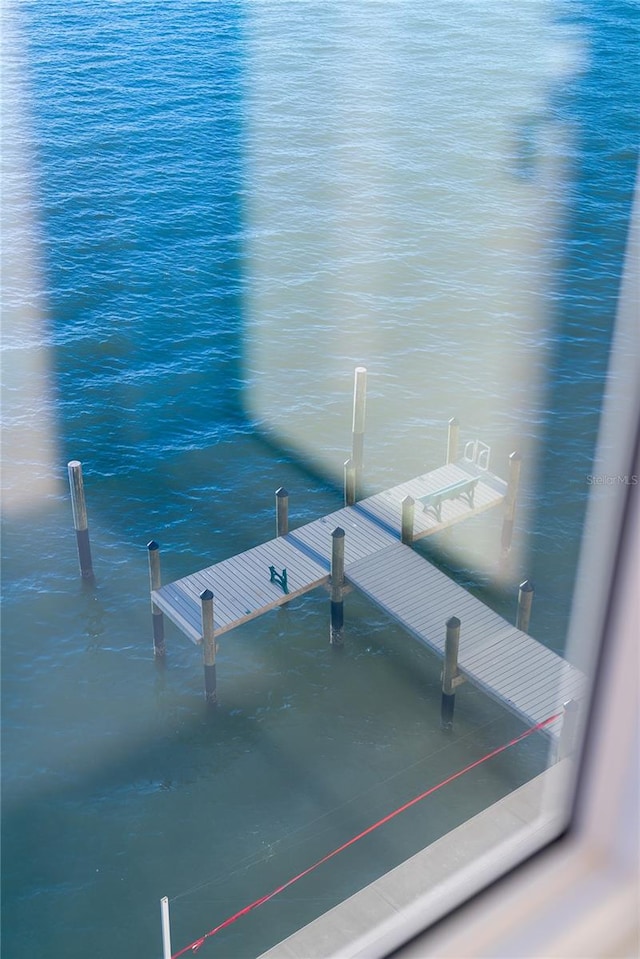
[150,456,586,737]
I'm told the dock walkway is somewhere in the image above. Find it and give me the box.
[152,460,503,643]
[347,544,584,739]
[151,459,585,737]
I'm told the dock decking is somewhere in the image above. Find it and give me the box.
[151,460,503,642]
[346,544,584,739]
[151,459,585,737]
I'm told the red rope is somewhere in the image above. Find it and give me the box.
[172,712,561,957]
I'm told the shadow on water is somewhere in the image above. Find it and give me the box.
[19,0,634,644]
[1,578,550,958]
[524,1,639,640]
[11,0,637,629]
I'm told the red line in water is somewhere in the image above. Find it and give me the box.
[172,712,561,958]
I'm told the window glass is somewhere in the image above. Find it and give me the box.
[2,3,637,959]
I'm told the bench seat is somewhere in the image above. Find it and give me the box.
[418,476,479,522]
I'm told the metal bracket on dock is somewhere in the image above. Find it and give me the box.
[464,439,491,471]
[269,566,289,594]
[441,669,466,689]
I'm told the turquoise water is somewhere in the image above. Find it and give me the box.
[2,3,637,958]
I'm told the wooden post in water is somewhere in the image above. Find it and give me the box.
[275,487,289,537]
[160,896,172,959]
[344,458,356,507]
[200,589,217,705]
[558,698,580,760]
[401,495,415,545]
[330,527,345,646]
[441,616,461,730]
[446,417,460,465]
[67,460,94,579]
[147,541,165,658]
[501,451,522,556]
[351,366,367,501]
[516,580,534,632]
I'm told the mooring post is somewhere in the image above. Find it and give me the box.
[200,589,217,705]
[501,451,522,556]
[344,458,356,507]
[516,580,534,632]
[67,460,94,579]
[558,698,580,760]
[147,541,166,658]
[441,616,461,730]
[275,487,289,537]
[401,495,415,545]
[160,896,172,959]
[330,527,346,646]
[446,417,460,465]
[351,366,367,501]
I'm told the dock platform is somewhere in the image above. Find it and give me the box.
[151,460,504,643]
[150,458,585,738]
[346,544,584,739]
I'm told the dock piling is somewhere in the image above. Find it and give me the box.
[344,458,356,507]
[67,460,94,579]
[160,897,172,959]
[330,527,346,646]
[558,698,580,760]
[401,495,415,545]
[446,417,460,465]
[516,580,534,632]
[441,616,461,730]
[200,589,217,705]
[501,451,522,556]
[147,541,166,658]
[351,367,367,501]
[275,487,289,537]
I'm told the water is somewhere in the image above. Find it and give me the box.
[2,3,637,958]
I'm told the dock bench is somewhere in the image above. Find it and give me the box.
[418,476,479,522]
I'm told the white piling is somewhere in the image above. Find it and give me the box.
[160,896,172,959]
[558,699,580,760]
[344,458,356,507]
[330,527,345,646]
[401,495,415,545]
[200,589,217,705]
[446,417,460,465]
[516,580,534,633]
[501,451,522,555]
[275,487,289,537]
[441,616,461,730]
[68,460,94,578]
[147,541,166,657]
